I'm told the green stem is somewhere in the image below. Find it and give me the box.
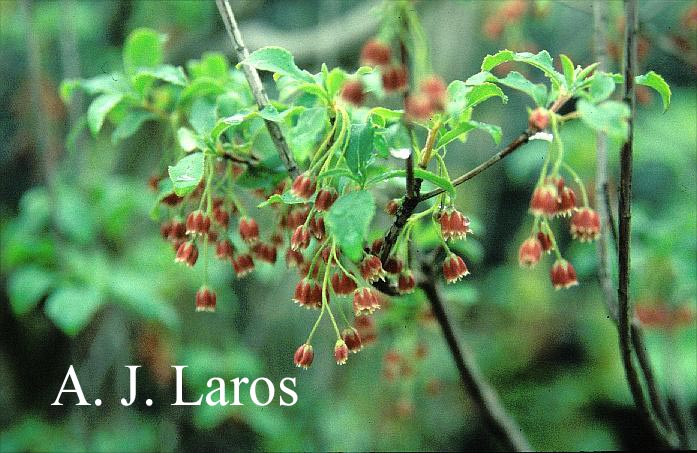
[561,162,590,206]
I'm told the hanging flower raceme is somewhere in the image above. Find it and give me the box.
[285,249,304,268]
[186,210,211,236]
[252,243,277,264]
[215,240,234,260]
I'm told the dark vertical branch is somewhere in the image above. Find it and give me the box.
[216,0,299,179]
[617,1,676,448]
[419,264,531,452]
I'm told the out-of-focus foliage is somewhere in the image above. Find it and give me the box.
[1,1,695,451]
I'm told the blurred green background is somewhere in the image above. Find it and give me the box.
[1,0,695,451]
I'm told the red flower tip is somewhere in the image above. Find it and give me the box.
[528,107,549,130]
[291,225,311,251]
[175,241,199,267]
[331,271,357,295]
[398,271,416,295]
[290,173,317,199]
[359,254,386,282]
[353,287,381,316]
[239,216,259,244]
[232,254,254,277]
[185,210,211,236]
[315,188,338,212]
[439,208,471,241]
[292,278,324,309]
[215,240,235,260]
[529,185,559,217]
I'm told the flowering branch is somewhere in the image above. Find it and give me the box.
[216,0,300,179]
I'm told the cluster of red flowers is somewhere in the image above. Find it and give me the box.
[518,109,602,289]
[482,0,528,41]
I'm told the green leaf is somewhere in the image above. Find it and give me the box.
[482,50,565,88]
[289,107,329,163]
[123,28,164,76]
[346,123,375,179]
[178,78,225,106]
[413,168,455,196]
[586,72,616,104]
[168,152,205,196]
[177,127,204,151]
[189,98,217,136]
[45,286,105,336]
[188,52,229,80]
[437,122,477,149]
[242,46,315,84]
[111,110,155,144]
[636,71,671,111]
[369,107,404,122]
[465,82,508,108]
[326,68,348,98]
[365,169,406,186]
[8,266,55,315]
[496,71,548,106]
[481,50,515,71]
[210,109,255,142]
[560,54,575,88]
[325,190,375,262]
[87,93,123,136]
[578,99,630,141]
[469,121,502,145]
[257,191,314,208]
[133,64,188,89]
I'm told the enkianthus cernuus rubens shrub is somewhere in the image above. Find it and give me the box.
[61,5,671,370]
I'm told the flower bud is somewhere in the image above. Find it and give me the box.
[340,80,366,106]
[570,207,601,242]
[195,287,217,312]
[385,199,401,216]
[334,339,349,365]
[239,216,259,244]
[529,185,559,217]
[361,39,391,66]
[550,259,578,289]
[252,242,277,264]
[518,237,543,268]
[537,231,554,253]
[353,287,381,315]
[360,254,386,282]
[285,249,304,268]
[420,75,447,111]
[290,173,317,199]
[215,240,235,260]
[293,343,314,369]
[439,208,471,241]
[309,216,325,241]
[442,253,469,283]
[186,210,211,236]
[528,107,549,130]
[315,188,338,212]
[341,327,363,353]
[557,186,577,217]
[405,94,434,122]
[232,254,254,277]
[331,271,357,295]
[398,271,416,294]
[382,65,408,92]
[293,278,323,309]
[291,225,311,250]
[383,257,403,275]
[213,206,230,229]
[175,241,199,267]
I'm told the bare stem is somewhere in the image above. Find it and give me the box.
[216,0,299,179]
[419,263,531,452]
[617,1,676,447]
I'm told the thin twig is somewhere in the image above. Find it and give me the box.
[216,0,299,179]
[617,1,676,447]
[419,263,531,452]
[419,130,533,202]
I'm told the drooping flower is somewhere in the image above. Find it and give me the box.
[570,207,601,242]
[550,259,578,289]
[518,237,543,268]
[293,344,314,369]
[442,253,470,283]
